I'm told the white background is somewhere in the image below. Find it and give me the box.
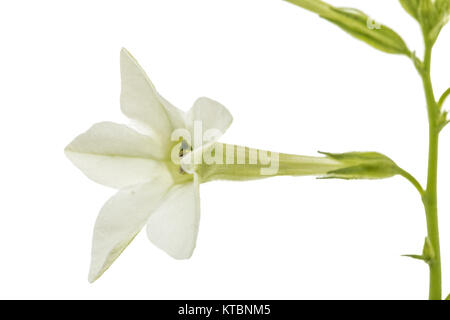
[0,0,449,299]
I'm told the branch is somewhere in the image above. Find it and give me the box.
[438,87,450,109]
[397,168,424,197]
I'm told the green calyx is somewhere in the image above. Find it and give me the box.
[399,0,450,43]
[319,151,401,180]
[399,0,421,20]
[437,88,450,131]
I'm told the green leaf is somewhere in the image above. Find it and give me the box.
[437,110,449,132]
[285,0,410,55]
[318,151,400,180]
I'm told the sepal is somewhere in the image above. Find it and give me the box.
[399,0,420,20]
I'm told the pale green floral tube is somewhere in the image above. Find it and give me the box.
[194,146,345,182]
[180,143,401,183]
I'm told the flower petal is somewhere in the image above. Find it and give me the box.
[146,175,200,259]
[159,94,187,130]
[65,122,167,188]
[120,48,183,144]
[186,97,233,142]
[88,175,173,283]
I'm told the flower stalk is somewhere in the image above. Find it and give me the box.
[418,39,442,300]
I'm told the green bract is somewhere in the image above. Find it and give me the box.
[285,0,410,55]
[403,237,436,264]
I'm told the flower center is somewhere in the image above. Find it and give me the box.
[178,140,193,174]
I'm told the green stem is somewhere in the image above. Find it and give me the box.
[398,168,424,196]
[419,42,442,300]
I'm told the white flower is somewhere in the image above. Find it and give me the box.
[65,48,232,283]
